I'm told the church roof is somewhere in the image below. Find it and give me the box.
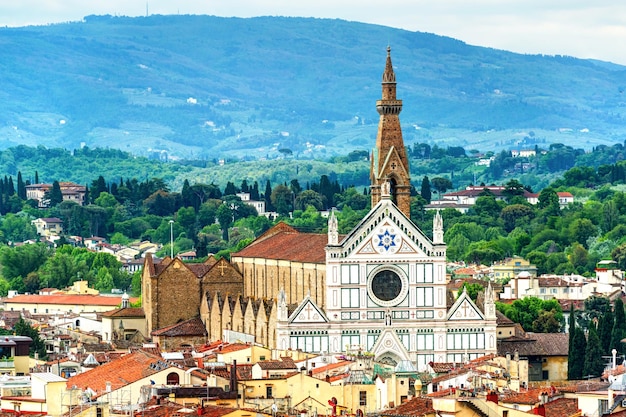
[151,317,207,337]
[232,222,327,263]
[497,332,569,356]
[101,307,145,318]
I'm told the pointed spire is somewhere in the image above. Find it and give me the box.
[370,47,411,217]
[328,209,339,245]
[278,288,288,321]
[382,46,396,84]
[485,281,496,319]
[433,210,444,244]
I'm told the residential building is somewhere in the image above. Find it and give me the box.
[26,182,86,208]
[491,257,537,282]
[31,217,63,236]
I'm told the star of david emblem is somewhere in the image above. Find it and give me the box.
[377,229,396,251]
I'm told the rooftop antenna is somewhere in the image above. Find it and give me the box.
[146,2,149,17]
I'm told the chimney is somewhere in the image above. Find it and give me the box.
[230,360,237,392]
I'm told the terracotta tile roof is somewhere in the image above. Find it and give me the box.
[151,317,207,337]
[496,310,514,325]
[214,342,251,354]
[501,388,547,405]
[232,222,327,263]
[382,397,434,416]
[5,294,138,306]
[328,373,349,383]
[497,332,569,356]
[209,364,253,381]
[545,397,580,417]
[427,388,454,397]
[538,277,574,287]
[429,362,456,373]
[101,307,145,318]
[134,401,243,417]
[311,360,352,375]
[66,350,166,395]
[257,357,297,370]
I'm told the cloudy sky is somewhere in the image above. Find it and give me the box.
[3,0,626,65]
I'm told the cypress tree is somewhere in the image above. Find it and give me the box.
[598,306,614,354]
[16,171,26,200]
[7,176,14,196]
[47,180,63,207]
[251,181,260,200]
[611,298,626,356]
[421,176,432,203]
[583,323,604,379]
[568,304,576,378]
[264,180,273,212]
[569,327,587,379]
[34,171,39,184]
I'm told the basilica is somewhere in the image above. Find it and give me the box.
[143,48,497,370]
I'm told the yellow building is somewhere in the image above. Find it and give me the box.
[491,256,537,280]
[0,373,67,416]
[0,335,32,376]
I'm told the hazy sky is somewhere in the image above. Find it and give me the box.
[3,0,626,65]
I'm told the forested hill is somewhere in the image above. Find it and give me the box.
[1,14,626,161]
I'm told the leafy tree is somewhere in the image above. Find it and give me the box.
[431,177,452,199]
[271,184,293,215]
[14,318,47,360]
[216,203,233,241]
[0,213,37,243]
[500,204,534,233]
[294,190,324,211]
[569,218,597,248]
[538,187,560,215]
[457,282,483,301]
[335,187,369,211]
[496,297,563,332]
[0,244,52,282]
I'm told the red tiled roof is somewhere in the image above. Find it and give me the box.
[101,307,145,318]
[311,360,352,375]
[232,222,327,263]
[383,397,434,416]
[498,332,569,356]
[257,357,297,370]
[151,317,207,337]
[66,350,167,395]
[5,294,138,306]
[545,397,579,417]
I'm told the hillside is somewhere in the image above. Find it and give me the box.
[2,14,626,161]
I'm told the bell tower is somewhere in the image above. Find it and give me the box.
[370,47,411,218]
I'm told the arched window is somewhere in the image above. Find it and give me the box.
[389,178,397,204]
[166,372,180,385]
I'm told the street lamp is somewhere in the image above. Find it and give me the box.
[169,220,174,259]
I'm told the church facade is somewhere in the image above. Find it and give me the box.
[142,49,497,365]
[274,48,497,369]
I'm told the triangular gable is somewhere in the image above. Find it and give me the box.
[370,329,411,363]
[447,290,484,321]
[334,196,441,261]
[289,297,329,324]
[355,219,423,256]
[378,146,410,181]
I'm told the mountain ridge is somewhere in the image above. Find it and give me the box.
[2,14,625,160]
